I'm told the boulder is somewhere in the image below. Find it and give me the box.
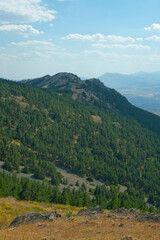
[121,236,134,240]
[128,208,140,215]
[118,223,124,227]
[111,207,140,216]
[9,211,61,228]
[136,212,160,223]
[77,205,104,217]
[111,207,128,216]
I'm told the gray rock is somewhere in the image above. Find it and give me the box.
[128,208,140,215]
[9,211,61,228]
[136,212,160,223]
[111,207,128,216]
[111,207,140,216]
[121,236,133,240]
[118,223,124,227]
[87,214,99,220]
[77,205,104,217]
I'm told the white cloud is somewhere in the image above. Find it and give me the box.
[0,0,56,23]
[21,51,50,58]
[92,43,150,49]
[11,40,56,48]
[62,33,135,43]
[84,50,131,60]
[83,51,160,69]
[104,35,135,43]
[62,33,100,41]
[11,40,77,58]
[144,23,160,31]
[146,35,160,41]
[136,37,143,41]
[0,24,43,36]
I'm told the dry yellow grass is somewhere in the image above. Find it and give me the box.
[0,198,160,240]
[1,215,160,240]
[0,197,80,227]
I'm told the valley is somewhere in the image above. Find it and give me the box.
[98,72,160,114]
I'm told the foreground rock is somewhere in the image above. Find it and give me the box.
[136,212,160,223]
[9,211,61,228]
[121,236,134,240]
[77,205,104,218]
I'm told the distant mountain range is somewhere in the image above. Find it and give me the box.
[98,72,160,114]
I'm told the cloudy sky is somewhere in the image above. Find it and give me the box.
[1,0,160,80]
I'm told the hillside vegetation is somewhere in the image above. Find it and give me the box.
[0,73,160,209]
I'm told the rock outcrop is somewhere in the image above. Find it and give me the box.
[111,207,140,216]
[77,205,104,218]
[111,207,128,216]
[136,212,160,223]
[9,211,61,228]
[128,208,140,215]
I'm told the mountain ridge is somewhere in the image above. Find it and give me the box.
[1,73,160,208]
[23,72,160,135]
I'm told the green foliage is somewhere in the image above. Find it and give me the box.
[0,78,160,208]
[66,211,73,218]
[93,184,147,211]
[0,171,156,212]
[0,171,92,207]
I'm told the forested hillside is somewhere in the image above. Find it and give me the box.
[24,72,160,134]
[1,74,160,208]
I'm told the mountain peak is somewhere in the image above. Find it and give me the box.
[49,72,82,85]
[22,72,82,89]
[52,72,80,80]
[87,78,105,87]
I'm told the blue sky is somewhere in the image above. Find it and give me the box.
[1,0,160,80]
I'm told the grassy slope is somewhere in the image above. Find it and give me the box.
[0,198,160,240]
[0,197,80,227]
